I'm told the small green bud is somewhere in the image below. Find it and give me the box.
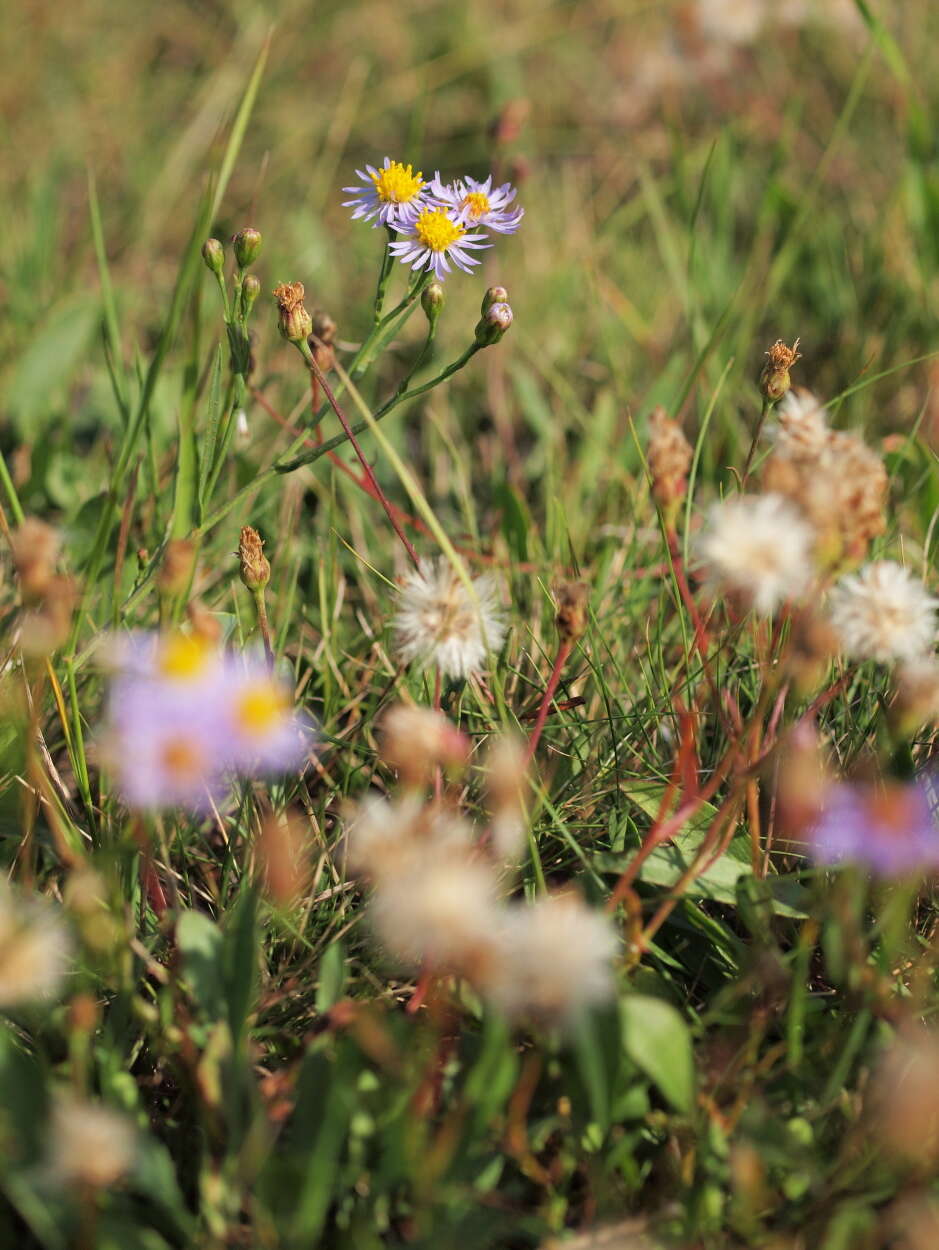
[202,238,225,275]
[481,285,508,315]
[474,301,513,346]
[240,274,260,319]
[421,281,446,323]
[273,282,313,342]
[233,228,262,269]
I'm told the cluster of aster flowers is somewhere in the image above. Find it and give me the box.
[99,632,312,810]
[344,157,523,280]
[343,704,618,1027]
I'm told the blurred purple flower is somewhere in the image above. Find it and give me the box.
[808,780,939,876]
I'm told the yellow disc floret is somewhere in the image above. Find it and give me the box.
[159,634,211,682]
[413,209,465,253]
[235,682,289,737]
[461,191,490,220]
[370,161,424,204]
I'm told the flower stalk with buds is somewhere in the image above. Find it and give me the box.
[238,526,274,669]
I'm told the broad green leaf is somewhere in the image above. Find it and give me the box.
[620,995,694,1113]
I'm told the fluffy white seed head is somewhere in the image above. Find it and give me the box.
[369,846,502,977]
[483,733,530,864]
[0,885,71,1008]
[49,1095,136,1189]
[482,892,618,1026]
[697,493,815,616]
[342,793,473,881]
[379,703,470,786]
[393,558,507,680]
[828,562,938,664]
[772,388,830,461]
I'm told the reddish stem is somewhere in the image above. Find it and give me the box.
[525,639,573,765]
[304,348,421,569]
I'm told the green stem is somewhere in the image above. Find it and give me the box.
[372,228,397,323]
[0,449,25,525]
[742,398,770,486]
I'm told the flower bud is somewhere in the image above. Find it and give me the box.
[233,227,262,269]
[481,285,509,314]
[202,238,225,275]
[273,282,313,342]
[759,338,801,403]
[647,407,693,523]
[421,282,445,323]
[554,580,589,643]
[240,274,260,319]
[238,526,270,591]
[158,539,197,597]
[310,309,337,345]
[474,302,513,347]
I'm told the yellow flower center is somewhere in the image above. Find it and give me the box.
[370,161,423,204]
[235,683,288,737]
[461,191,490,219]
[159,635,211,682]
[160,736,204,779]
[413,209,465,253]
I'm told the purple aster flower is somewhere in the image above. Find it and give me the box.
[427,173,524,234]
[342,158,429,229]
[808,780,939,877]
[220,652,313,774]
[102,680,227,811]
[387,207,490,281]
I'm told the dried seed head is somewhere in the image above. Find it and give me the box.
[483,733,529,863]
[759,337,801,402]
[157,539,197,597]
[238,526,271,591]
[379,704,471,787]
[785,610,838,695]
[647,406,693,512]
[49,1095,136,1190]
[827,429,888,561]
[12,518,61,601]
[257,811,310,906]
[310,309,337,345]
[273,281,313,342]
[555,580,589,643]
[890,656,939,734]
[19,575,78,657]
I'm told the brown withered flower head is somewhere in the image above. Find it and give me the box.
[11,518,61,601]
[647,406,693,517]
[157,539,197,598]
[759,337,801,402]
[273,282,313,342]
[238,526,271,592]
[555,580,589,644]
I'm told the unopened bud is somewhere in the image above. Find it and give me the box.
[554,580,589,643]
[759,338,801,403]
[273,282,313,342]
[481,286,509,314]
[474,301,513,346]
[421,282,445,322]
[238,526,270,591]
[233,227,262,269]
[310,309,337,345]
[12,519,61,601]
[157,539,197,597]
[240,274,260,319]
[647,407,693,523]
[202,238,225,275]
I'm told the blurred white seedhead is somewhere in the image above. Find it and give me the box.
[483,733,530,863]
[0,883,71,1009]
[393,557,507,680]
[369,844,502,979]
[379,703,470,787]
[482,891,618,1027]
[697,493,815,616]
[828,561,938,664]
[49,1095,136,1189]
[342,793,473,882]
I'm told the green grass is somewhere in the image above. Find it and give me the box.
[2,1,939,1247]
